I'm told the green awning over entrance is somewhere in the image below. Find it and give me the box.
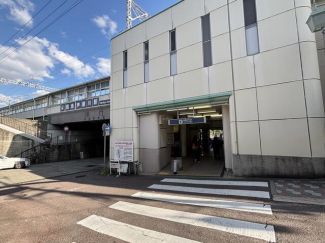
[133,92,232,113]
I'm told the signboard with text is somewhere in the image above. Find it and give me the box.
[114,141,133,162]
[60,98,110,112]
[168,117,207,125]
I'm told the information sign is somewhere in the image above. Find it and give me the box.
[114,141,133,162]
[168,117,206,125]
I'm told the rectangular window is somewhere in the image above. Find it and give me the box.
[201,14,212,67]
[123,50,128,88]
[144,42,149,83]
[170,30,177,76]
[243,0,259,56]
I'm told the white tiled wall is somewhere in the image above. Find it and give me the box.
[110,0,325,163]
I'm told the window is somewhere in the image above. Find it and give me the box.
[170,30,177,76]
[144,41,149,83]
[201,14,212,67]
[87,81,110,97]
[123,50,128,88]
[243,0,259,55]
[68,88,86,101]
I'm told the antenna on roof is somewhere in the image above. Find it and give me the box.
[126,0,149,29]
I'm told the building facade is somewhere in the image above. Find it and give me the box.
[110,0,325,177]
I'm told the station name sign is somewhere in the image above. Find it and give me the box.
[60,98,110,112]
[168,117,207,125]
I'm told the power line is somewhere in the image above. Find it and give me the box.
[0,0,53,49]
[0,0,69,58]
[0,0,84,64]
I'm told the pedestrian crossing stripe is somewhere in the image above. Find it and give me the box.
[132,192,273,215]
[109,201,276,242]
[77,215,200,243]
[161,178,269,188]
[148,184,271,199]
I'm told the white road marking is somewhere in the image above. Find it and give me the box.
[110,201,276,242]
[148,184,271,199]
[77,215,200,243]
[132,192,272,215]
[161,178,269,188]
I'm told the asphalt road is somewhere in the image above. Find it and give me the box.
[0,170,324,243]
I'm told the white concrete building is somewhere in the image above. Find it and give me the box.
[110,0,325,177]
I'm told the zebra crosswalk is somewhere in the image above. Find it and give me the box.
[77,178,276,242]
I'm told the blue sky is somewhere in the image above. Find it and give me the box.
[0,0,180,106]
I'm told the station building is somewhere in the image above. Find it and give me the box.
[110,0,325,177]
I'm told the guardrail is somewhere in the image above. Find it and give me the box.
[0,116,52,141]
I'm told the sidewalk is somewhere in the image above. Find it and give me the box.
[270,179,325,205]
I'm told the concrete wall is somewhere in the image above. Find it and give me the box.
[110,0,325,176]
[0,128,39,157]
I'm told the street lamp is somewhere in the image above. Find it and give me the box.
[307,0,325,33]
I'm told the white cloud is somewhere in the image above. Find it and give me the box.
[0,94,20,107]
[0,36,96,82]
[32,90,50,97]
[92,15,117,37]
[0,0,35,27]
[96,58,111,76]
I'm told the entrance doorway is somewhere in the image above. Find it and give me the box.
[159,105,230,176]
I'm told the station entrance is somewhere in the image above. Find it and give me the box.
[158,105,230,177]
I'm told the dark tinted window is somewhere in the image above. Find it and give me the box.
[170,30,176,52]
[144,42,149,61]
[203,41,212,67]
[123,51,127,69]
[243,0,257,27]
[201,14,211,42]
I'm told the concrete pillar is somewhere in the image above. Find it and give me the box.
[181,125,187,157]
[222,105,232,171]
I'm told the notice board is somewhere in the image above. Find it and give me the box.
[114,141,133,162]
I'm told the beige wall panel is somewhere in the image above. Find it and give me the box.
[177,43,203,74]
[230,122,238,154]
[139,113,159,149]
[145,9,172,39]
[125,84,146,108]
[177,18,202,50]
[125,107,133,128]
[124,128,133,142]
[149,32,169,60]
[111,52,123,73]
[111,71,123,91]
[209,61,233,94]
[304,79,325,117]
[171,0,205,28]
[111,34,125,56]
[256,0,294,21]
[229,95,236,122]
[231,28,247,59]
[129,43,144,67]
[132,127,140,149]
[125,23,146,49]
[147,77,174,104]
[295,0,312,7]
[210,5,229,37]
[237,121,261,155]
[110,128,125,144]
[212,33,231,64]
[309,118,325,157]
[205,0,227,13]
[258,10,298,52]
[260,119,311,157]
[149,54,170,81]
[255,44,302,86]
[233,56,256,90]
[112,89,125,110]
[235,88,258,121]
[174,68,209,100]
[296,7,316,42]
[229,0,244,31]
[257,81,307,120]
[112,109,125,128]
[128,63,144,87]
[300,42,321,80]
